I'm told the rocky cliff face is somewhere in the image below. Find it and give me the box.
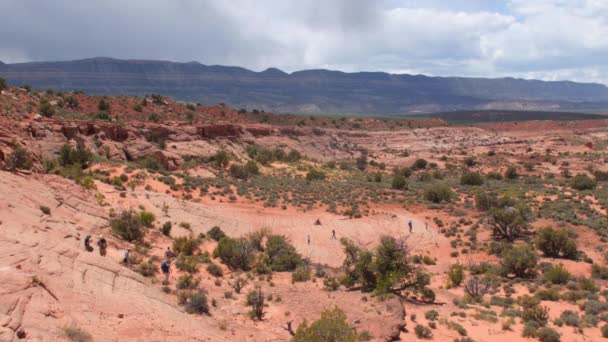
[2,57,608,114]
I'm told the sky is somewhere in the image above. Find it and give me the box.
[1,0,607,84]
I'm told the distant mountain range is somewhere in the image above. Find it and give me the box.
[1,57,608,115]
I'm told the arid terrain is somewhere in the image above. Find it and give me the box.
[2,84,608,342]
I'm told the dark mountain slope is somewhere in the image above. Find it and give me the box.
[2,57,607,114]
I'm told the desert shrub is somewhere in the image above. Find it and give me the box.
[176,274,200,290]
[306,169,326,181]
[136,261,157,277]
[173,236,200,256]
[206,262,223,277]
[461,172,484,186]
[583,300,608,315]
[425,310,439,321]
[594,170,608,181]
[412,158,427,170]
[229,162,259,179]
[58,143,93,168]
[501,245,538,278]
[110,209,144,241]
[293,307,358,342]
[475,190,499,211]
[62,327,93,342]
[543,264,571,285]
[246,286,265,320]
[414,324,432,339]
[448,264,464,286]
[536,327,560,342]
[464,157,477,167]
[138,211,155,227]
[522,321,539,337]
[175,255,201,273]
[505,166,518,180]
[97,98,110,111]
[571,174,596,191]
[323,276,340,291]
[39,98,55,117]
[487,204,531,242]
[212,150,230,168]
[0,78,6,91]
[185,290,209,314]
[292,265,312,282]
[215,237,256,271]
[535,227,577,259]
[391,174,407,190]
[592,264,608,280]
[486,171,503,180]
[207,226,226,241]
[424,183,454,203]
[6,144,33,171]
[559,310,580,326]
[161,221,172,236]
[264,235,303,271]
[602,324,608,337]
[522,301,549,326]
[535,288,560,301]
[464,276,492,300]
[231,274,248,294]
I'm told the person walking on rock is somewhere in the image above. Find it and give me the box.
[165,247,175,259]
[97,235,107,256]
[331,229,337,240]
[84,235,93,252]
[161,260,171,283]
[408,219,413,233]
[123,249,130,266]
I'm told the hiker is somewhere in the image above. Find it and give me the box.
[161,260,171,282]
[307,235,310,245]
[425,222,428,231]
[331,229,336,240]
[84,235,93,252]
[123,249,130,266]
[97,235,107,256]
[408,219,413,233]
[165,247,175,259]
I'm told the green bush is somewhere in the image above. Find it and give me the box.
[571,174,596,191]
[460,172,484,186]
[505,166,518,180]
[185,290,209,314]
[229,162,259,179]
[110,209,144,241]
[535,227,577,259]
[138,211,155,227]
[592,264,608,280]
[293,307,358,342]
[6,144,33,171]
[412,159,428,170]
[58,143,93,168]
[543,264,571,285]
[448,264,464,286]
[501,245,538,278]
[323,276,340,291]
[207,226,226,241]
[206,262,223,277]
[136,261,157,277]
[0,78,6,91]
[215,237,256,271]
[425,310,439,321]
[536,327,560,342]
[161,221,172,236]
[176,274,200,290]
[414,324,432,339]
[173,236,200,256]
[292,265,312,282]
[601,324,608,337]
[39,98,55,117]
[559,310,580,326]
[264,235,302,271]
[212,150,230,168]
[391,174,407,190]
[593,170,608,181]
[424,183,454,203]
[475,190,499,211]
[306,169,326,181]
[62,327,93,342]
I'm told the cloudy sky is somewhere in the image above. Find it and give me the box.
[1,0,607,84]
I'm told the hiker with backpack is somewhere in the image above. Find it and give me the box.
[408,219,413,233]
[84,235,93,252]
[97,235,107,256]
[165,247,175,259]
[123,249,130,266]
[161,260,171,282]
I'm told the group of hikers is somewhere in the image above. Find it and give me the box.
[83,234,107,256]
[83,234,174,282]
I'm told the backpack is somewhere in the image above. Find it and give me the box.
[161,262,170,273]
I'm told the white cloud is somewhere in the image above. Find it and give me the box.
[0,0,607,84]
